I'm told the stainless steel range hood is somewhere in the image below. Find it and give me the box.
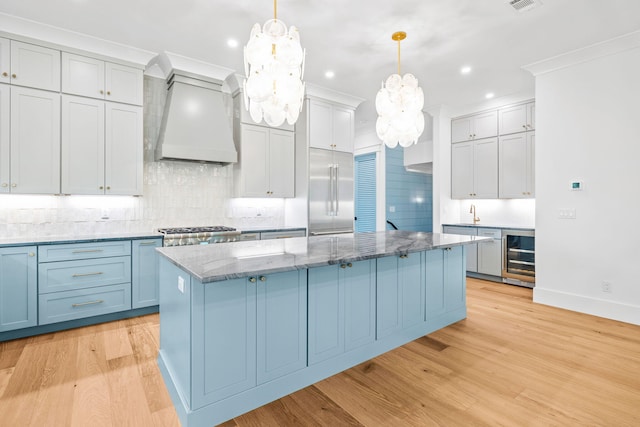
[149,52,237,164]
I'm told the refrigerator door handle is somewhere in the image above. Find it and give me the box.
[329,164,335,216]
[335,163,340,215]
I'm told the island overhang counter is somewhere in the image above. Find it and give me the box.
[156,231,487,426]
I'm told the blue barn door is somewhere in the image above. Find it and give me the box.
[354,153,376,233]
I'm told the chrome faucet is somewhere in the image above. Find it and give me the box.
[470,204,480,224]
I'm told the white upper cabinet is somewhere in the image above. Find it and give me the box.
[10,86,60,194]
[451,138,498,199]
[309,99,354,152]
[234,124,295,198]
[0,38,10,84]
[105,102,143,195]
[499,101,535,135]
[10,41,60,92]
[451,110,498,143]
[0,84,9,192]
[499,132,535,198]
[62,53,143,105]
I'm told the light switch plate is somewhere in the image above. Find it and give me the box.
[558,208,576,219]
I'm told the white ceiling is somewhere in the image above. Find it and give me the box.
[2,0,640,131]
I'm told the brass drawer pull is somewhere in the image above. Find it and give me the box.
[72,299,104,308]
[72,249,103,254]
[249,277,257,283]
[72,271,104,278]
[138,241,158,246]
[259,276,267,282]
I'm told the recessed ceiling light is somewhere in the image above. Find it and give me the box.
[324,70,335,79]
[485,92,495,99]
[460,66,472,74]
[227,38,239,48]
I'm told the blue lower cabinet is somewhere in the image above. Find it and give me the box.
[425,246,466,321]
[256,270,307,384]
[308,260,376,365]
[0,246,37,332]
[191,269,306,409]
[376,252,424,339]
[132,238,162,308]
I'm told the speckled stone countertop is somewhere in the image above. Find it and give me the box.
[443,223,535,231]
[157,230,489,283]
[0,231,163,248]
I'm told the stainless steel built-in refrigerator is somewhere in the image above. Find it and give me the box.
[308,148,354,235]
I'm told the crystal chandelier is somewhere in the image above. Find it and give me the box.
[375,31,425,148]
[243,0,306,127]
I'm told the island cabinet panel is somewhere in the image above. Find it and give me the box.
[193,276,257,409]
[256,270,307,384]
[425,246,466,323]
[131,238,162,308]
[376,252,424,339]
[308,260,376,365]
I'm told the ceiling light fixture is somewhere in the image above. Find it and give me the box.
[324,70,335,79]
[485,92,495,99]
[375,31,424,148]
[243,0,306,127]
[227,38,239,48]
[460,65,472,74]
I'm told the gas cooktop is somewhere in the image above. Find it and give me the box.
[157,226,237,234]
[158,226,240,246]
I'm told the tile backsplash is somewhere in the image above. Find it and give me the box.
[0,76,285,239]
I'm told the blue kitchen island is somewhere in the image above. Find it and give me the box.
[156,231,485,426]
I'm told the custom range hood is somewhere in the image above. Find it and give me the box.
[148,52,237,163]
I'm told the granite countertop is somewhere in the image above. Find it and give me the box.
[0,231,163,248]
[157,230,490,283]
[443,223,535,231]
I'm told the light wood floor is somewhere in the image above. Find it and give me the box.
[1,278,639,426]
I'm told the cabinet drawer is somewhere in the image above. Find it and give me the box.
[476,228,502,239]
[38,240,131,262]
[443,226,477,236]
[260,230,306,240]
[38,256,131,294]
[38,283,131,325]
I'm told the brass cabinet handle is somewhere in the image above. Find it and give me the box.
[106,186,111,190]
[11,183,17,188]
[138,241,158,246]
[29,252,35,257]
[259,276,267,282]
[340,264,346,269]
[72,271,104,278]
[248,277,257,283]
[72,299,104,308]
[72,249,103,254]
[1,183,7,187]
[106,91,111,96]
[347,263,353,268]
[399,254,408,259]
[1,72,7,77]
[99,186,104,190]
[100,90,104,94]
[11,73,16,78]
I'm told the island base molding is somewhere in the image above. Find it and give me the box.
[159,307,466,427]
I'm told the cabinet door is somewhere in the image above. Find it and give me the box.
[132,239,162,308]
[239,124,269,197]
[499,133,529,198]
[193,276,257,408]
[451,117,473,143]
[499,104,527,136]
[477,239,502,276]
[0,37,9,84]
[526,102,535,130]
[527,132,535,197]
[376,253,423,339]
[61,53,105,99]
[105,102,143,195]
[268,129,295,197]
[256,270,307,384]
[0,84,8,193]
[451,141,474,199]
[105,62,143,106]
[473,137,498,198]
[61,95,105,194]
[308,264,344,364]
[344,260,376,351]
[10,41,60,91]
[332,105,354,152]
[424,249,446,320]
[10,86,60,194]
[0,246,37,332]
[472,110,498,140]
[444,246,466,311]
[308,99,333,149]
[442,226,477,272]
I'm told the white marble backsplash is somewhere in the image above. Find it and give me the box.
[0,76,285,239]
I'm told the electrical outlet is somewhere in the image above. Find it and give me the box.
[601,281,612,293]
[178,276,185,294]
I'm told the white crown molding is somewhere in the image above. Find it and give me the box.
[0,12,154,66]
[523,29,640,76]
[147,52,235,85]
[305,83,365,109]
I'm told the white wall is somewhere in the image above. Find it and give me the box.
[530,32,640,325]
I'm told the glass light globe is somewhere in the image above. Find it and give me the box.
[376,72,425,148]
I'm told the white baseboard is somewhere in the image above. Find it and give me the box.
[533,287,640,326]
